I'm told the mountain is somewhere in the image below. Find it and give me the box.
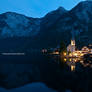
[0,1,92,50]
[1,1,92,90]
[41,7,67,29]
[0,12,41,52]
[35,7,68,48]
[37,1,92,48]
[70,1,92,23]
[70,1,92,47]
[0,12,40,37]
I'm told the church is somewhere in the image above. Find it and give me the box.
[67,39,76,53]
[67,38,92,57]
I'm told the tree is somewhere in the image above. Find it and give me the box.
[59,41,67,55]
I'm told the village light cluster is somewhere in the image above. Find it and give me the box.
[66,39,92,58]
[41,38,92,59]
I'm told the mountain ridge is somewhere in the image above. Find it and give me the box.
[0,1,92,49]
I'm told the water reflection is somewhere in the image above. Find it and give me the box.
[63,56,92,71]
[63,58,81,71]
[71,65,75,71]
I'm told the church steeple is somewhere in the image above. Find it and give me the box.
[71,39,75,46]
[71,29,75,52]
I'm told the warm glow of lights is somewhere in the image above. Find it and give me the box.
[74,53,77,56]
[74,59,77,62]
[71,40,75,46]
[80,53,84,56]
[52,51,59,55]
[69,53,72,57]
[71,65,75,71]
[63,52,67,56]
[55,52,59,55]
[80,61,83,63]
[69,59,72,61]
[64,58,67,62]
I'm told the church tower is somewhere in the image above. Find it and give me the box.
[71,28,76,53]
[71,39,75,46]
[71,39,75,53]
[67,29,76,53]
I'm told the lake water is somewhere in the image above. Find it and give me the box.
[0,53,92,92]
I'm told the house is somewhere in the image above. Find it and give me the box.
[66,38,90,57]
[81,46,89,54]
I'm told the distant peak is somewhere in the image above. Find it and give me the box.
[1,11,30,19]
[77,1,92,7]
[44,6,67,17]
[71,0,92,12]
[80,0,92,3]
[57,7,67,12]
[2,12,28,17]
[3,12,18,15]
[52,6,67,15]
[57,7,65,10]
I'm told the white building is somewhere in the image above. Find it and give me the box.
[67,39,76,53]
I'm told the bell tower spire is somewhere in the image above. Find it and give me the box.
[71,29,75,52]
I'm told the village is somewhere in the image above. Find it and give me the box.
[64,38,92,58]
[42,38,92,71]
[42,38,92,58]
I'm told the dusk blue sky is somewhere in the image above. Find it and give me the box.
[0,0,85,18]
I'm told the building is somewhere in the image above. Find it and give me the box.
[88,45,92,54]
[81,46,89,54]
[67,37,92,57]
[67,39,76,53]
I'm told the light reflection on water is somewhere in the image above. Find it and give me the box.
[49,54,92,72]
[63,58,79,71]
[62,57,92,71]
[71,65,75,71]
[52,55,80,71]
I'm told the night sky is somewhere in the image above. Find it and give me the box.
[0,0,85,18]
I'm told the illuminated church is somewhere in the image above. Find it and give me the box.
[67,38,76,53]
[67,38,92,57]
